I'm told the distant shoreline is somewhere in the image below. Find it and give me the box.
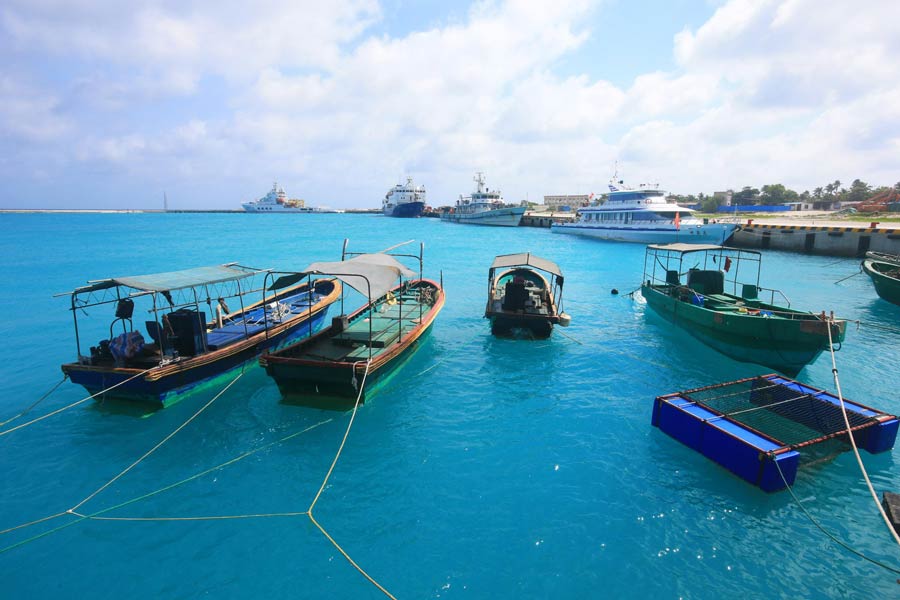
[0,208,381,214]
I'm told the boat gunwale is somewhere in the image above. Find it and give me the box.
[261,278,445,375]
[61,278,342,382]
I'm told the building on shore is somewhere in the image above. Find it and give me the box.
[543,194,591,209]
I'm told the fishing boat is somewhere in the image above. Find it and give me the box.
[551,180,738,244]
[59,264,341,406]
[485,252,570,338]
[260,240,445,408]
[441,172,525,227]
[641,243,846,375]
[862,251,900,306]
[383,176,426,217]
[242,182,341,213]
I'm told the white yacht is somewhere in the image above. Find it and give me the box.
[551,181,737,244]
[242,183,341,213]
[383,177,426,217]
[441,172,525,227]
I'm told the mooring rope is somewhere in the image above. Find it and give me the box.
[0,367,156,437]
[305,359,397,600]
[825,322,900,549]
[0,416,334,552]
[1,361,396,598]
[774,461,900,576]
[0,375,69,429]
[71,368,245,512]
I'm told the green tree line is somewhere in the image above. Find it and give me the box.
[667,179,900,212]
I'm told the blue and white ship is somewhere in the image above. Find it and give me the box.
[551,180,737,244]
[383,176,426,217]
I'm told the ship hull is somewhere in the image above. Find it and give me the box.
[441,207,525,227]
[384,201,425,218]
[551,222,737,244]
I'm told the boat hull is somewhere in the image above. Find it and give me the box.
[441,207,525,227]
[862,259,900,306]
[551,222,737,244]
[642,284,845,376]
[62,281,340,407]
[262,280,445,409]
[485,267,559,339]
[384,201,425,218]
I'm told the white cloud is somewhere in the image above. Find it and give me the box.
[1,0,899,208]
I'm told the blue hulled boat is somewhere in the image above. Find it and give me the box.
[60,264,341,407]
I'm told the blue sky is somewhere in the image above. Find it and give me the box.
[1,0,898,209]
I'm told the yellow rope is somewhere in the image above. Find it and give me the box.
[0,511,68,536]
[70,369,244,512]
[76,511,308,522]
[308,361,370,513]
[3,359,397,599]
[0,375,68,428]
[304,361,397,599]
[309,512,397,599]
[0,367,156,437]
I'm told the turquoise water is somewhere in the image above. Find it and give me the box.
[1,213,898,598]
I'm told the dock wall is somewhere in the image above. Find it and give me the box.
[731,223,900,257]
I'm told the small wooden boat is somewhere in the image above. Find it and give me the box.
[862,251,900,306]
[260,241,445,409]
[484,252,570,338]
[641,243,846,376]
[59,264,341,406]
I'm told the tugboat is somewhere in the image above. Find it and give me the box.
[441,172,525,227]
[383,176,426,217]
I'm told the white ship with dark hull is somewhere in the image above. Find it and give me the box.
[441,172,525,227]
[383,177,426,217]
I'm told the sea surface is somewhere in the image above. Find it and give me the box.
[1,212,898,599]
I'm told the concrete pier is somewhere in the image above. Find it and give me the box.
[520,211,576,228]
[731,219,900,257]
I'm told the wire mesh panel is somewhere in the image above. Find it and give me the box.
[682,376,877,448]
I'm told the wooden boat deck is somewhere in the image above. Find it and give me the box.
[298,295,425,363]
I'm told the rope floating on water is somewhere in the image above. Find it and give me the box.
[304,360,397,599]
[1,360,396,598]
[774,461,900,576]
[0,375,68,429]
[825,322,900,549]
[71,368,245,512]
[0,367,156,437]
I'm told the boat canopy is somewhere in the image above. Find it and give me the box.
[491,252,562,277]
[647,243,728,253]
[65,264,263,296]
[301,254,415,300]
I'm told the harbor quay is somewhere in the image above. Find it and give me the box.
[730,217,900,257]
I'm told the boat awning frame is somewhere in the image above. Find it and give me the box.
[61,263,265,297]
[296,253,415,301]
[490,252,563,277]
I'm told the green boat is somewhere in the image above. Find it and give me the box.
[260,240,445,409]
[641,243,846,376]
[862,251,900,306]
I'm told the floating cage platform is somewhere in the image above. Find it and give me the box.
[652,374,899,492]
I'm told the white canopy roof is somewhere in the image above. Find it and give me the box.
[303,253,415,300]
[490,252,562,277]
